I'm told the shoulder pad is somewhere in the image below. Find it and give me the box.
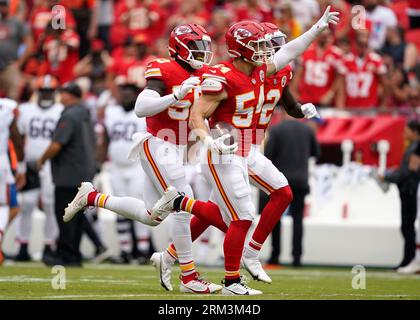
[201,77,224,94]
[144,59,172,79]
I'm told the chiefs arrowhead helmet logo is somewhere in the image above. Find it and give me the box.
[174,25,193,36]
[233,28,252,40]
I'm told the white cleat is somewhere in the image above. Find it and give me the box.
[242,256,272,283]
[222,278,263,296]
[63,182,94,222]
[179,275,222,294]
[150,186,180,220]
[397,260,420,275]
[150,252,173,291]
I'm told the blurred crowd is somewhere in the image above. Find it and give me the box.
[0,0,420,113]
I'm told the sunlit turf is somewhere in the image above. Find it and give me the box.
[0,262,419,300]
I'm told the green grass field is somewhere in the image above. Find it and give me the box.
[0,262,419,300]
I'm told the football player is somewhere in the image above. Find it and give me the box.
[101,78,152,264]
[0,98,25,265]
[14,75,62,262]
[152,7,339,295]
[153,22,322,289]
[64,24,221,294]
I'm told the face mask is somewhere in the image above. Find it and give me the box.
[122,101,135,112]
[38,90,55,108]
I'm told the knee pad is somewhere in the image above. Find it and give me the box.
[271,185,293,204]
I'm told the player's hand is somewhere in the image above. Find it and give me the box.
[204,135,238,155]
[301,103,320,119]
[15,173,26,190]
[315,5,340,31]
[173,76,201,100]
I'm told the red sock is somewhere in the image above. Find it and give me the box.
[224,219,252,280]
[190,216,211,242]
[250,186,293,250]
[179,197,228,233]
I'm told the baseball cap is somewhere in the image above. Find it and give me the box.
[59,82,82,98]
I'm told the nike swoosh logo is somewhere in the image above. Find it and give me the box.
[209,70,216,73]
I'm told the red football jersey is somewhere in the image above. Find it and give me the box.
[342,52,387,108]
[253,65,293,145]
[298,45,344,105]
[144,58,206,145]
[201,60,267,157]
[42,30,80,84]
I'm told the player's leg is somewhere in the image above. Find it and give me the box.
[158,151,262,294]
[64,179,161,227]
[0,174,9,265]
[162,167,217,264]
[243,146,293,281]
[127,165,152,263]
[14,189,39,261]
[109,164,135,262]
[141,137,220,293]
[39,164,59,258]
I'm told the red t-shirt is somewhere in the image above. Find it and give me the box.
[42,30,80,84]
[298,45,345,105]
[342,52,386,108]
[108,54,155,89]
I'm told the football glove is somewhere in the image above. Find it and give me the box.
[173,76,201,100]
[301,103,320,119]
[204,135,238,155]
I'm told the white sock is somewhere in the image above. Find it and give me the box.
[104,196,159,226]
[15,205,33,243]
[43,201,58,245]
[172,212,196,278]
[162,249,176,265]
[116,218,132,253]
[0,205,8,241]
[243,240,261,259]
[135,222,150,253]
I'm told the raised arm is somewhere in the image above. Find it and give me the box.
[267,6,339,77]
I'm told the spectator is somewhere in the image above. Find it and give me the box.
[113,0,163,43]
[263,110,320,267]
[273,1,302,40]
[36,82,96,266]
[342,29,388,108]
[387,66,412,108]
[96,0,114,51]
[0,0,33,100]
[234,0,273,23]
[381,120,420,270]
[106,35,154,95]
[74,38,112,93]
[29,0,76,45]
[381,26,418,73]
[288,0,320,30]
[40,20,80,84]
[292,29,345,108]
[61,0,98,58]
[167,0,210,31]
[362,0,397,51]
